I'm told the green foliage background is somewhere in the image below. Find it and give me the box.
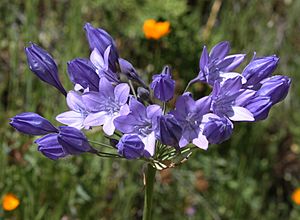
[1,0,300,219]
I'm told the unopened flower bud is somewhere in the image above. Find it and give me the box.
[58,126,94,155]
[25,43,67,95]
[117,134,145,159]
[10,112,58,135]
[257,75,291,104]
[242,55,279,86]
[35,133,67,160]
[150,66,175,102]
[67,58,99,91]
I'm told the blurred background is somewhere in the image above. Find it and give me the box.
[1,0,300,219]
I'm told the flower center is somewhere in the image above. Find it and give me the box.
[134,120,152,137]
[104,97,120,115]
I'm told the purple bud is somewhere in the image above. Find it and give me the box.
[242,55,279,86]
[67,58,99,91]
[84,23,119,71]
[58,126,94,155]
[25,43,67,96]
[137,87,151,103]
[118,58,146,87]
[257,75,291,104]
[243,96,272,121]
[117,134,145,159]
[156,114,182,149]
[10,112,58,135]
[35,133,67,160]
[203,115,233,144]
[150,66,175,102]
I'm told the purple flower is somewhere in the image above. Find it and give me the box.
[58,126,94,155]
[118,58,146,87]
[150,66,175,102]
[211,77,254,121]
[83,77,130,135]
[10,112,58,135]
[156,114,182,149]
[84,23,119,72]
[114,98,162,156]
[25,43,67,96]
[242,96,272,121]
[170,93,210,149]
[90,46,119,83]
[257,75,291,104]
[117,134,145,159]
[67,58,99,91]
[202,114,233,144]
[192,41,246,86]
[242,54,279,87]
[35,133,67,160]
[56,91,90,130]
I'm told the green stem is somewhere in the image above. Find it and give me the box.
[143,164,156,220]
[129,80,137,98]
[88,140,115,149]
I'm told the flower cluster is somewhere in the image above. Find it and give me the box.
[10,23,291,168]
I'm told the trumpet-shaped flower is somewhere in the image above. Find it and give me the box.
[114,98,162,156]
[90,46,119,83]
[83,77,130,135]
[192,41,246,86]
[56,91,90,130]
[170,93,210,149]
[84,23,119,72]
[210,77,254,121]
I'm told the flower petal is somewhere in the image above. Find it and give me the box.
[66,91,86,112]
[90,48,105,69]
[56,111,84,129]
[98,77,114,97]
[114,83,130,105]
[192,132,209,150]
[229,106,254,121]
[84,111,108,126]
[103,115,117,136]
[141,132,156,156]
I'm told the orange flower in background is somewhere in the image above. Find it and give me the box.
[2,193,20,211]
[143,19,170,40]
[291,188,300,205]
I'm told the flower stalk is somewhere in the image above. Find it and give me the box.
[143,164,156,220]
